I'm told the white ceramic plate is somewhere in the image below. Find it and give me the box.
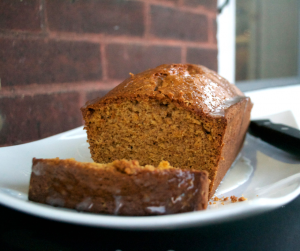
[1,85,300,230]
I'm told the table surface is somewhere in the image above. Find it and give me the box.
[1,194,300,251]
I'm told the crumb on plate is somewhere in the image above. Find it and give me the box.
[238,196,247,201]
[213,197,220,201]
[230,196,238,203]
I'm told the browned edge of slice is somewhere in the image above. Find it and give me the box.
[28,158,209,216]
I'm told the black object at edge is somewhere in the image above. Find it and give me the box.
[248,120,300,157]
[218,0,230,14]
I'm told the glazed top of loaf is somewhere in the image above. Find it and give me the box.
[82,64,245,116]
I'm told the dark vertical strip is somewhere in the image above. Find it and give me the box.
[255,0,262,79]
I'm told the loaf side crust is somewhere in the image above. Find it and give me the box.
[210,97,253,197]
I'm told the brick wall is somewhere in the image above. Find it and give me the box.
[0,0,218,146]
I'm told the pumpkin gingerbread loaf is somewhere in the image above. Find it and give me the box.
[28,158,209,215]
[81,64,253,198]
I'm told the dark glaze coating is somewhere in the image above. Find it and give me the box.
[28,158,209,215]
[81,64,245,117]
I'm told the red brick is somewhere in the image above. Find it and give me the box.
[150,5,208,42]
[0,0,41,32]
[183,0,217,10]
[0,38,102,87]
[187,48,218,72]
[46,0,144,36]
[106,44,181,80]
[0,92,82,146]
[86,90,110,103]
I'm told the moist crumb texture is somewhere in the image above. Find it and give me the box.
[28,158,209,216]
[86,99,224,193]
[81,64,253,198]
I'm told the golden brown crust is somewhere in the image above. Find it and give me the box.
[28,158,209,215]
[81,64,245,118]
